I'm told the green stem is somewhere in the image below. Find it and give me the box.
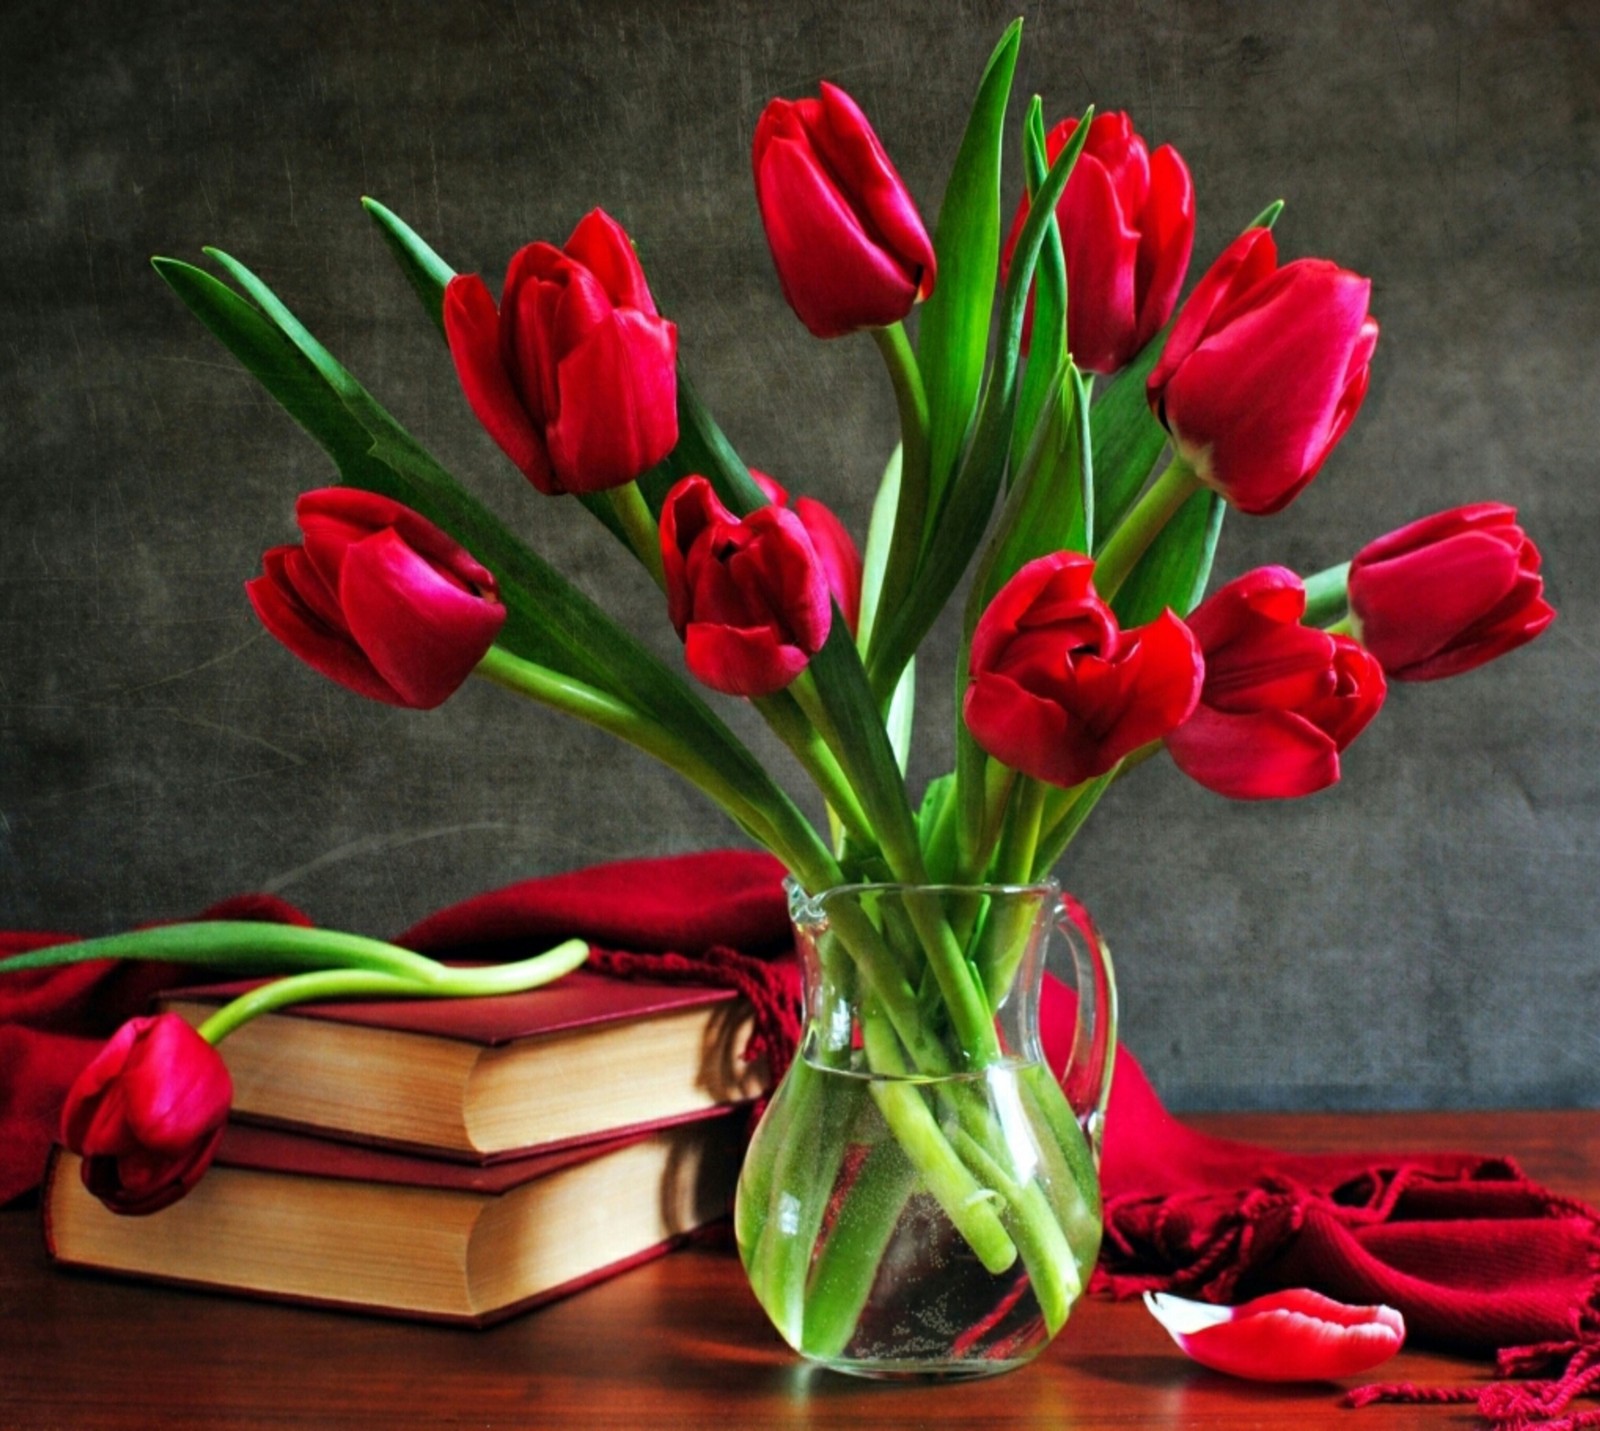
[991,777,1047,886]
[605,481,667,590]
[860,1016,1017,1274]
[867,322,932,675]
[1326,614,1356,637]
[1302,559,1352,627]
[1092,453,1201,599]
[196,939,589,1042]
[1032,770,1118,881]
[0,921,446,982]
[475,645,838,893]
[948,1122,1079,1335]
[754,692,874,850]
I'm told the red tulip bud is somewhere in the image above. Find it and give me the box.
[750,472,864,635]
[1147,228,1378,515]
[60,1014,233,1215]
[964,552,1203,789]
[660,476,833,697]
[1002,111,1195,375]
[1166,567,1385,800]
[1348,503,1555,681]
[445,209,679,495]
[247,487,506,709]
[753,82,936,339]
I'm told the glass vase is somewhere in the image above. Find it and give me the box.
[734,880,1116,1380]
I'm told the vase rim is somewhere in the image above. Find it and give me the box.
[784,876,1062,925]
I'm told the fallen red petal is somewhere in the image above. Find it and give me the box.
[1145,1288,1406,1381]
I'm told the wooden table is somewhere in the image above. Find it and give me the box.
[2,1111,1595,1429]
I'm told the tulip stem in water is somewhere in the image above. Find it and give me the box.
[1092,453,1201,600]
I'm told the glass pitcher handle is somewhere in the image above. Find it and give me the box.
[1055,895,1118,1164]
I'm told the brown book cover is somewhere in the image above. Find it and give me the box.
[161,970,769,1159]
[43,1114,745,1326]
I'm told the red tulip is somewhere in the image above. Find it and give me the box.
[1145,1289,1405,1382]
[60,1014,233,1215]
[660,475,832,697]
[445,209,678,495]
[964,552,1203,788]
[1001,111,1195,375]
[1166,567,1386,800]
[1348,502,1555,682]
[753,82,936,339]
[247,487,506,709]
[750,472,863,635]
[1147,228,1378,516]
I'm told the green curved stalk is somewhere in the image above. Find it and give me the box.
[0,921,447,982]
[197,939,588,1042]
[754,692,875,850]
[860,1017,1016,1275]
[474,645,840,896]
[1092,453,1201,600]
[605,482,667,590]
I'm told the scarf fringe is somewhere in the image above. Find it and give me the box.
[1347,1262,1600,1430]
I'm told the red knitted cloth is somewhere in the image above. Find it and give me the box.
[0,851,798,1208]
[1036,981,1600,1430]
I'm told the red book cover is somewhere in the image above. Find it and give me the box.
[159,970,769,1161]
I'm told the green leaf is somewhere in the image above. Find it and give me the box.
[361,196,453,338]
[917,20,1021,521]
[884,656,915,776]
[152,259,397,488]
[857,443,902,651]
[868,109,1093,704]
[161,251,810,844]
[1250,198,1286,230]
[1088,329,1168,543]
[969,363,1092,631]
[1110,486,1224,628]
[1010,96,1068,480]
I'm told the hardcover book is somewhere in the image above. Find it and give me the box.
[161,969,768,1158]
[44,1115,744,1325]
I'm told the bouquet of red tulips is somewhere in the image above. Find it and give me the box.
[5,18,1552,1363]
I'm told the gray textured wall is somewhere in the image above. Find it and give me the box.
[2,0,1595,1111]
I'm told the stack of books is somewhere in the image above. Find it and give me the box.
[43,968,768,1324]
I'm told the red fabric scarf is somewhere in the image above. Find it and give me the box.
[2,851,1595,1427]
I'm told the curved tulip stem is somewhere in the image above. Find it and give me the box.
[1032,769,1119,881]
[1325,615,1356,637]
[195,939,590,1044]
[474,645,840,895]
[754,692,875,851]
[606,481,668,591]
[1093,453,1201,599]
[0,921,448,982]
